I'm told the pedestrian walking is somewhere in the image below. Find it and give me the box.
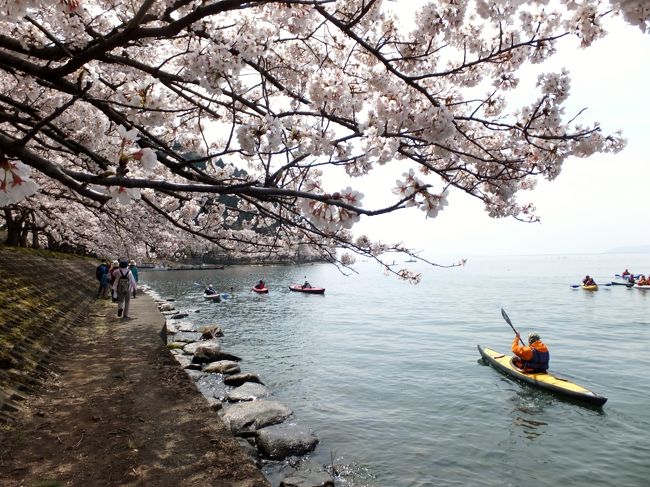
[112,259,137,319]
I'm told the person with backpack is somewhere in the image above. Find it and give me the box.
[95,259,109,298]
[112,259,137,319]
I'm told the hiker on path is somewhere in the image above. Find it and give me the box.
[112,259,137,319]
[95,259,109,298]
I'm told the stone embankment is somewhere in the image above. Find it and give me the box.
[0,247,97,421]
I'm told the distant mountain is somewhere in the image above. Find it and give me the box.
[604,245,650,254]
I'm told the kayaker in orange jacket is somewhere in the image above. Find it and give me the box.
[512,332,549,373]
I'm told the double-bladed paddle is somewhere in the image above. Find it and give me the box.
[501,308,526,347]
[570,283,612,288]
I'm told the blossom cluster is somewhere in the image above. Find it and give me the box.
[299,187,365,233]
[0,159,39,207]
[392,170,449,218]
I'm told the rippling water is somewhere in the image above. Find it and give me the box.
[142,253,650,487]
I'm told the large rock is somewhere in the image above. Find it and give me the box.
[256,423,319,460]
[279,461,334,487]
[223,372,263,386]
[159,303,175,312]
[193,373,231,401]
[183,339,220,355]
[199,324,224,339]
[178,323,201,332]
[204,360,240,374]
[221,400,292,436]
[192,348,241,364]
[172,331,202,343]
[226,382,270,402]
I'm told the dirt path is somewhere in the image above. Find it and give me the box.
[0,293,269,487]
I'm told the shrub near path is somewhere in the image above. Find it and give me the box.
[0,247,268,487]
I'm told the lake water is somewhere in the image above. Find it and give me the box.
[141,253,650,487]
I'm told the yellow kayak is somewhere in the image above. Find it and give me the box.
[582,284,598,291]
[477,345,607,407]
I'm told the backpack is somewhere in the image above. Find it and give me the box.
[116,269,131,294]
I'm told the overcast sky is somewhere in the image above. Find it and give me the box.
[337,9,650,260]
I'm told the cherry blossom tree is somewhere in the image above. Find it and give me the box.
[1,0,646,280]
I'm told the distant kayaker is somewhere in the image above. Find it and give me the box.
[512,332,549,373]
[582,275,596,286]
[302,280,312,289]
[254,280,266,290]
[205,284,217,295]
[622,269,631,277]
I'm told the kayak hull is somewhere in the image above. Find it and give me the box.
[582,285,598,291]
[634,285,650,290]
[252,287,269,294]
[289,285,325,294]
[477,345,607,407]
[610,281,633,287]
[204,293,221,302]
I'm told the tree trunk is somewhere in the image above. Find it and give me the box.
[3,208,25,246]
[31,227,39,248]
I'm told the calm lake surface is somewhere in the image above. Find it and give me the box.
[141,253,650,487]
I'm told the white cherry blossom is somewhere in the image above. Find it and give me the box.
[0,0,645,275]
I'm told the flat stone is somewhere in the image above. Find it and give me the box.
[183,339,220,355]
[223,373,263,386]
[226,382,270,402]
[221,400,292,436]
[256,423,319,460]
[278,461,334,487]
[204,360,240,374]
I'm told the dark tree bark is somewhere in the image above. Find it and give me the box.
[3,208,26,246]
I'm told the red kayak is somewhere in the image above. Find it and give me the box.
[251,287,269,294]
[289,285,325,294]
